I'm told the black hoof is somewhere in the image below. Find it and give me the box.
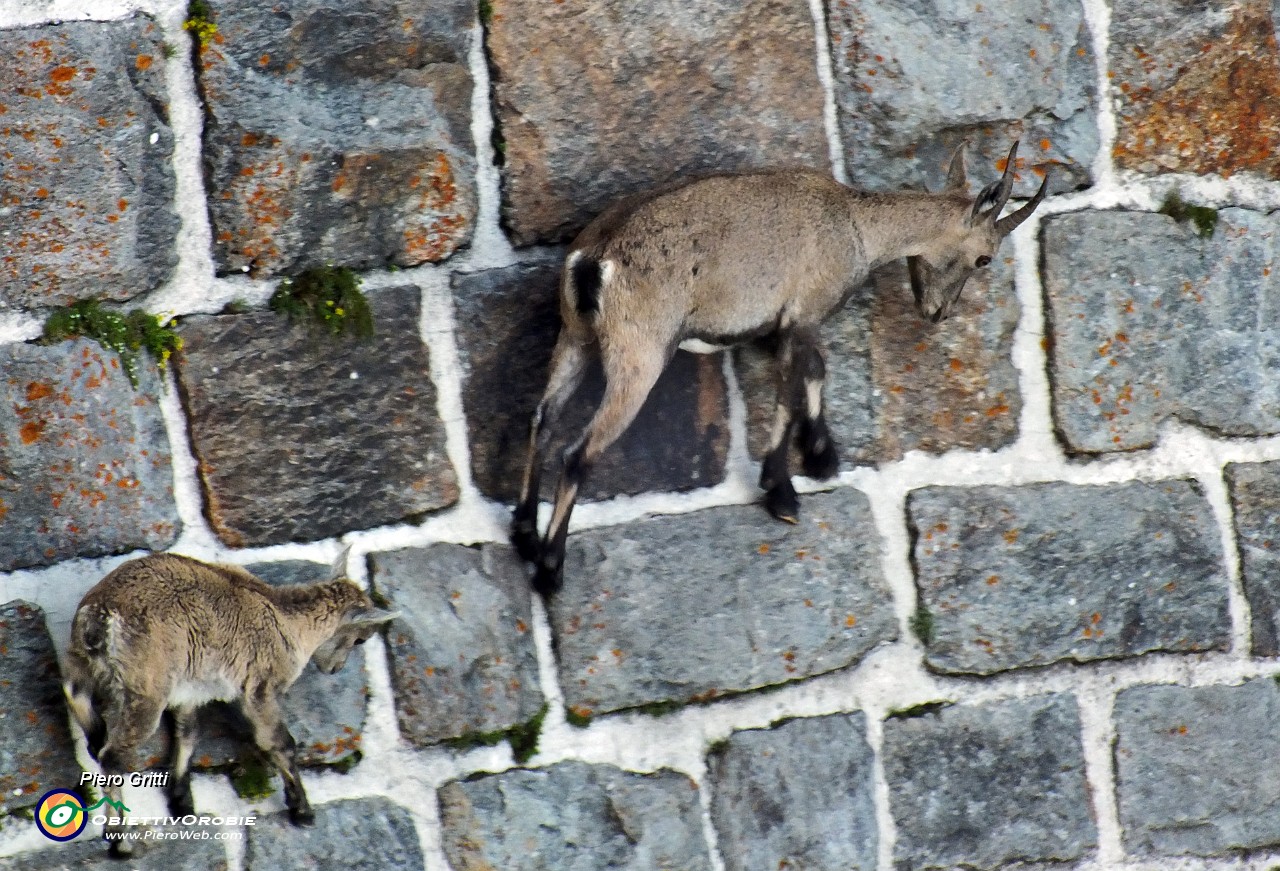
[107,838,134,859]
[511,519,540,563]
[289,805,316,827]
[802,436,839,480]
[532,560,563,597]
[764,482,800,524]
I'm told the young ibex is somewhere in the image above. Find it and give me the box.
[513,141,1050,594]
[63,553,395,855]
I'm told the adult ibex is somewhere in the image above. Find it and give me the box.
[513,141,1050,594]
[64,553,396,855]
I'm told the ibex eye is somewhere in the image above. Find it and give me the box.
[975,255,992,268]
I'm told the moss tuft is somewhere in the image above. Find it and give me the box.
[564,706,593,729]
[183,0,218,48]
[270,266,373,339]
[445,705,548,764]
[908,606,934,646]
[42,299,182,389]
[1159,191,1218,239]
[477,0,493,25]
[228,755,275,801]
[329,750,363,774]
[887,701,950,720]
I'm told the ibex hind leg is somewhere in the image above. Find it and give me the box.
[513,332,590,562]
[534,349,664,595]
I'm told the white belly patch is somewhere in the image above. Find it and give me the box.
[678,339,729,354]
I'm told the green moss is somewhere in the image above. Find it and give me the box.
[564,706,593,729]
[161,42,178,59]
[42,299,182,389]
[477,0,493,25]
[220,298,250,315]
[329,750,363,774]
[634,699,683,719]
[270,266,373,339]
[228,755,276,801]
[446,705,549,764]
[1159,191,1219,239]
[887,701,950,720]
[184,0,218,48]
[909,607,934,646]
[490,128,506,166]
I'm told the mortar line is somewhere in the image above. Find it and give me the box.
[1079,0,1118,193]
[864,711,897,871]
[462,13,517,269]
[806,0,847,185]
[1077,683,1124,865]
[1197,455,1253,656]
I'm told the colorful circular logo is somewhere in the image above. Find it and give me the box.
[34,789,88,842]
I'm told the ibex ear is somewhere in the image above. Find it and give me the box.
[944,140,969,193]
[326,544,354,581]
[346,605,399,630]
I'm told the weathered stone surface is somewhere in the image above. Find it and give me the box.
[368,543,542,747]
[737,257,1020,468]
[1226,461,1280,655]
[0,602,81,817]
[174,285,458,547]
[547,489,896,718]
[453,258,729,502]
[828,0,1096,196]
[909,480,1230,675]
[138,560,367,770]
[0,340,178,572]
[883,694,1097,870]
[1044,209,1280,452]
[0,838,228,870]
[486,0,829,245]
[246,798,422,871]
[1111,0,1280,178]
[709,713,878,871]
[199,0,476,276]
[439,761,712,871]
[1114,679,1280,857]
[0,16,178,310]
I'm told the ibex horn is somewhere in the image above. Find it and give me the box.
[996,167,1052,236]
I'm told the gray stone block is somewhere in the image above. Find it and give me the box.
[1114,679,1280,857]
[486,0,829,245]
[1111,0,1280,178]
[547,489,896,718]
[0,340,178,572]
[0,16,178,310]
[708,713,877,871]
[199,0,476,276]
[828,0,1096,196]
[246,797,422,871]
[1045,208,1280,452]
[369,543,543,747]
[0,838,227,870]
[883,694,1097,870]
[909,480,1231,675]
[137,561,368,771]
[737,257,1020,468]
[0,602,81,817]
[173,285,458,547]
[453,258,730,503]
[1226,461,1280,655]
[439,761,712,871]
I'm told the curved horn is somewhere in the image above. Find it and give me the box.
[996,167,1052,236]
[987,139,1019,219]
[944,140,969,192]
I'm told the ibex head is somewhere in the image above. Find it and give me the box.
[909,140,1050,323]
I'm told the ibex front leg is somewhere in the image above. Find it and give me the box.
[760,328,832,522]
[534,346,664,595]
[241,689,313,827]
[513,333,589,562]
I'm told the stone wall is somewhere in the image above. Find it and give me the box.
[2,0,1280,869]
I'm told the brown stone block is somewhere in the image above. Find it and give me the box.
[1111,0,1280,178]
[486,0,829,245]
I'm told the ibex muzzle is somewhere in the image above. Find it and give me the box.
[513,140,1051,594]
